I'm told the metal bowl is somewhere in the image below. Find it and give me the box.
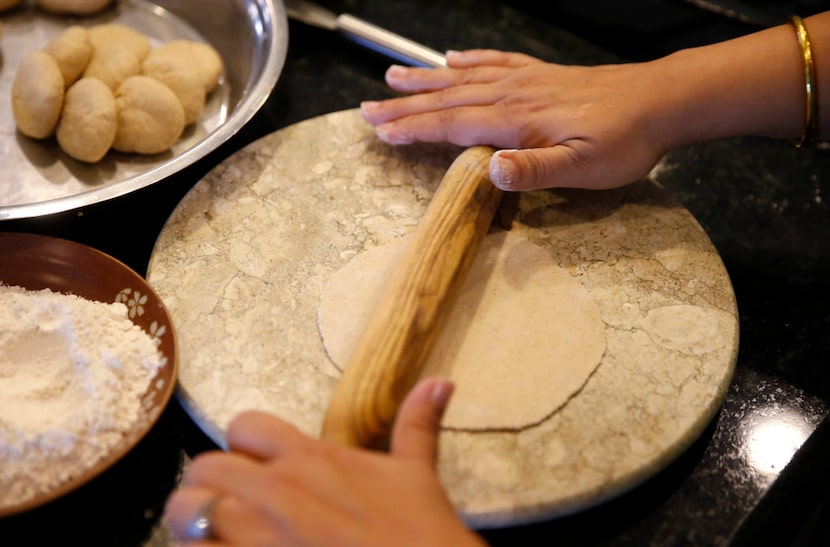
[0,0,287,220]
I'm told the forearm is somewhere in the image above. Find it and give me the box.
[655,12,830,148]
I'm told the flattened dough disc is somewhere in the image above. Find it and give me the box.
[148,109,739,527]
[318,230,607,431]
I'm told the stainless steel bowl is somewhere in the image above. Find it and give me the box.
[0,0,288,220]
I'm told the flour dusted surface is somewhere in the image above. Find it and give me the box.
[0,285,163,508]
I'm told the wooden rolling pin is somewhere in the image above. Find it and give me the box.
[321,145,502,449]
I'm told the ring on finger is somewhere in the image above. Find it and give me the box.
[185,495,220,541]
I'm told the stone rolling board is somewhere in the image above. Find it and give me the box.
[147,108,739,528]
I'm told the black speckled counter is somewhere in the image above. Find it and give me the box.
[1,1,828,545]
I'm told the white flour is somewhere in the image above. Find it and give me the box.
[0,285,163,508]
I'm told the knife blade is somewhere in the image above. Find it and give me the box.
[284,0,447,68]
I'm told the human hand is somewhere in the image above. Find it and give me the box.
[164,377,485,546]
[360,49,675,192]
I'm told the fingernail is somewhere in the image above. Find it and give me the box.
[376,124,414,145]
[430,378,455,409]
[490,150,518,190]
[385,64,407,81]
[445,50,462,62]
[360,100,378,117]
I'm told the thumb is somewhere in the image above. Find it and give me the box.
[489,145,625,191]
[389,377,454,464]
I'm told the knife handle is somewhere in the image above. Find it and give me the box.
[337,14,447,68]
[321,145,500,449]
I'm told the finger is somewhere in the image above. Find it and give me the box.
[383,63,514,94]
[490,146,582,191]
[182,447,368,542]
[176,453,300,539]
[370,103,522,147]
[446,49,543,69]
[490,145,635,191]
[183,450,268,489]
[362,81,513,132]
[225,410,310,460]
[165,487,278,546]
[182,450,343,516]
[164,486,217,543]
[379,50,541,98]
[390,377,454,463]
[378,50,543,99]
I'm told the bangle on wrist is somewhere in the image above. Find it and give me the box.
[790,15,818,147]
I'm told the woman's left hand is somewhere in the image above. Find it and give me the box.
[361,49,675,192]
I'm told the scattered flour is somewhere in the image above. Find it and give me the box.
[0,285,163,508]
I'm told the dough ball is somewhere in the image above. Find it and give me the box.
[0,0,22,12]
[12,50,65,139]
[57,78,117,163]
[88,23,151,61]
[35,0,112,15]
[83,43,141,90]
[113,75,184,155]
[43,25,92,88]
[142,49,205,125]
[152,39,224,92]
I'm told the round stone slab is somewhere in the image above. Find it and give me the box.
[147,108,738,528]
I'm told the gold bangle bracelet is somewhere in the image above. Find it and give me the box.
[790,15,818,147]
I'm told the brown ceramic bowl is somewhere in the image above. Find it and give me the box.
[0,232,178,516]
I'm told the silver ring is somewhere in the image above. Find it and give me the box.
[185,496,219,541]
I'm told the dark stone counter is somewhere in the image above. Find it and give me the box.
[1,1,828,545]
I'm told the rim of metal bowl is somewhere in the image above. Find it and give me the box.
[0,0,288,221]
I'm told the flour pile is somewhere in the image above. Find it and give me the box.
[0,285,163,508]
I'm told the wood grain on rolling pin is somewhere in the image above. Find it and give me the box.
[321,145,501,449]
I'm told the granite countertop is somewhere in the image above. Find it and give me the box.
[1,0,828,545]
